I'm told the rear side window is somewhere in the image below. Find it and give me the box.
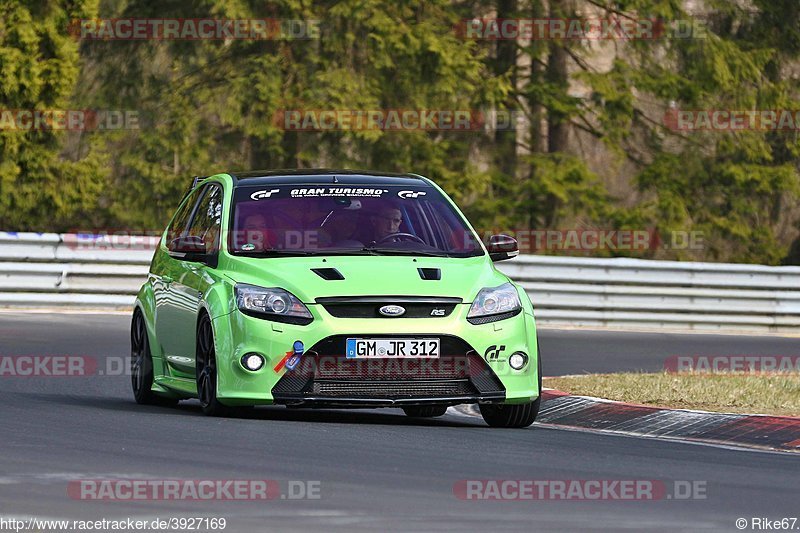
[166,188,203,248]
[185,184,223,253]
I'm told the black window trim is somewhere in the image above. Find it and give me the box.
[165,182,224,267]
[164,186,205,251]
[184,183,224,255]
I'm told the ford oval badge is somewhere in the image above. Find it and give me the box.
[379,305,406,317]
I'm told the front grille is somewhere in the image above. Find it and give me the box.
[313,355,469,380]
[271,334,506,405]
[311,380,475,398]
[468,351,507,393]
[315,296,461,318]
[271,372,312,395]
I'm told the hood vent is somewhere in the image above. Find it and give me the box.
[312,268,345,281]
[417,268,441,281]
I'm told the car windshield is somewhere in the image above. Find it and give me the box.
[229,184,484,257]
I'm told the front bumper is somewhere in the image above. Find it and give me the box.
[212,302,539,407]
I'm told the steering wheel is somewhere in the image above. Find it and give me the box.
[376,232,426,245]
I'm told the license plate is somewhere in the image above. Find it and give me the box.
[346,338,440,359]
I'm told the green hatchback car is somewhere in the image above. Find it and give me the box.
[131,170,541,427]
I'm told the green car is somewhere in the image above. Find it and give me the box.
[131,170,541,428]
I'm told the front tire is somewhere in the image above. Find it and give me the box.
[196,313,231,417]
[131,310,177,407]
[479,400,539,428]
[402,405,448,418]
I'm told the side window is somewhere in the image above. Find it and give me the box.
[166,188,203,250]
[185,184,223,254]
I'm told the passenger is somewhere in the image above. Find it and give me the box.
[255,199,333,250]
[240,213,272,251]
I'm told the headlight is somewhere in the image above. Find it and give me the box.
[235,284,313,325]
[467,282,522,324]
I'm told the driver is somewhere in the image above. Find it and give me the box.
[369,205,403,243]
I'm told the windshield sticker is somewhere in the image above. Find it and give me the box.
[241,243,256,251]
[398,190,427,199]
[250,188,280,200]
[290,187,388,198]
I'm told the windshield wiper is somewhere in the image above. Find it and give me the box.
[233,250,316,257]
[234,248,377,257]
[234,247,452,258]
[362,247,451,257]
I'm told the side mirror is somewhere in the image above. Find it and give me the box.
[168,235,209,263]
[486,234,519,262]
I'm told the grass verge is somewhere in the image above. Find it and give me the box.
[543,372,800,417]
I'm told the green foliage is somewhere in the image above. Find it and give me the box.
[0,0,798,265]
[636,154,798,263]
[0,0,103,230]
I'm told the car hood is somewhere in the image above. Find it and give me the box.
[221,254,506,304]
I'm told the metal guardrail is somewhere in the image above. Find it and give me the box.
[499,256,800,332]
[0,233,154,308]
[2,232,800,332]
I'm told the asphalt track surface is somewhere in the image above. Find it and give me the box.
[0,312,797,532]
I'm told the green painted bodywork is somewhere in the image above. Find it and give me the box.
[134,172,539,406]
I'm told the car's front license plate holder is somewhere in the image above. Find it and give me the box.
[345,338,440,359]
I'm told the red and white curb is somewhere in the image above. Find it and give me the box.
[453,389,800,453]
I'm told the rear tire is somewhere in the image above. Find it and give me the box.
[402,405,448,418]
[480,339,542,428]
[131,310,177,407]
[196,313,231,417]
